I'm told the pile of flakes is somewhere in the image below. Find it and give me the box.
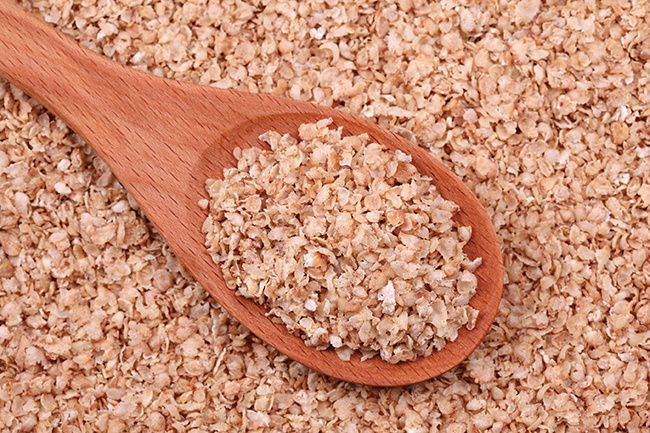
[1,0,650,431]
[202,119,481,363]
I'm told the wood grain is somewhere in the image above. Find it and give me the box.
[0,0,503,387]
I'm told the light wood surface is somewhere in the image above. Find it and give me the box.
[0,0,503,386]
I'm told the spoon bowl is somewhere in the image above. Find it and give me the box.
[0,0,503,386]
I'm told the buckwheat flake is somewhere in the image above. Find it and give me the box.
[1,0,650,430]
[203,120,480,363]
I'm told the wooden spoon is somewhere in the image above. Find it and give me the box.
[0,0,503,387]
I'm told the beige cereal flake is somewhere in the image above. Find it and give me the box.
[203,119,480,363]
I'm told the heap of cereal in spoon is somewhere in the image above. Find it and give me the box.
[202,119,482,363]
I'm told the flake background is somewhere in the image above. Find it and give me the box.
[0,0,649,431]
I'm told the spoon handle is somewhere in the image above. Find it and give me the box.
[0,0,124,138]
[0,0,240,185]
[0,0,299,170]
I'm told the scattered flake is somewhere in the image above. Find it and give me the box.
[53,181,71,195]
[377,281,396,315]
